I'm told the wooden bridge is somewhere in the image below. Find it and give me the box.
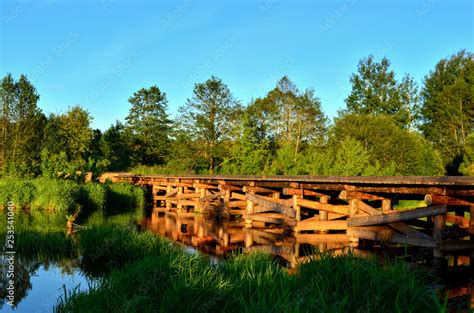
[103,174,474,267]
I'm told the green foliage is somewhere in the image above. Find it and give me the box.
[125,86,172,166]
[0,179,37,208]
[179,76,242,174]
[344,56,418,128]
[460,132,474,175]
[100,121,131,170]
[420,49,474,173]
[0,73,45,177]
[0,178,143,223]
[221,111,271,175]
[329,114,444,176]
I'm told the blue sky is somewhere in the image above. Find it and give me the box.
[1,0,473,130]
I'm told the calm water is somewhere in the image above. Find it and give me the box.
[0,255,91,313]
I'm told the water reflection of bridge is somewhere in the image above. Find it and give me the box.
[141,210,351,267]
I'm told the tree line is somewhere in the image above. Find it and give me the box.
[0,49,472,179]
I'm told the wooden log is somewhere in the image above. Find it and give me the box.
[165,188,178,197]
[247,194,296,218]
[426,194,473,206]
[470,205,474,268]
[356,200,381,215]
[243,186,278,194]
[382,199,392,212]
[319,195,329,234]
[339,190,386,200]
[293,195,301,222]
[193,183,219,189]
[243,213,285,225]
[160,182,193,187]
[199,191,224,202]
[176,193,201,199]
[224,200,247,208]
[347,226,437,248]
[441,240,474,252]
[347,205,447,227]
[296,234,349,245]
[296,198,349,215]
[295,220,347,232]
[231,192,246,200]
[348,199,359,247]
[445,214,470,228]
[283,188,329,197]
[219,184,242,191]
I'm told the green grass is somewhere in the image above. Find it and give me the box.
[55,226,445,313]
[0,178,144,222]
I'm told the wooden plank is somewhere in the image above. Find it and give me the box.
[160,182,193,187]
[193,183,219,189]
[356,200,381,215]
[339,190,386,200]
[176,192,201,199]
[296,234,349,245]
[199,191,224,202]
[243,186,279,194]
[389,222,433,241]
[243,213,285,225]
[347,226,436,248]
[231,192,246,200]
[295,220,347,232]
[441,240,474,252]
[445,214,470,228]
[224,200,247,208]
[296,198,349,215]
[247,194,296,218]
[426,194,473,206]
[347,205,447,227]
[283,188,330,197]
[165,188,178,197]
[219,184,242,191]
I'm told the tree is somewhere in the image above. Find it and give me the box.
[221,111,271,175]
[179,76,241,174]
[329,113,444,176]
[250,76,327,174]
[0,73,45,176]
[41,106,93,179]
[125,86,172,166]
[100,121,132,170]
[345,56,418,128]
[419,50,474,174]
[459,133,474,176]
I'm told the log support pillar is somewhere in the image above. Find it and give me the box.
[348,199,359,248]
[433,214,445,267]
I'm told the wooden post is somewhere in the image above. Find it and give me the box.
[348,199,359,248]
[166,186,172,211]
[319,196,329,234]
[381,199,392,212]
[245,187,255,227]
[177,186,183,212]
[293,195,301,222]
[245,229,253,248]
[433,214,445,267]
[470,205,474,268]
